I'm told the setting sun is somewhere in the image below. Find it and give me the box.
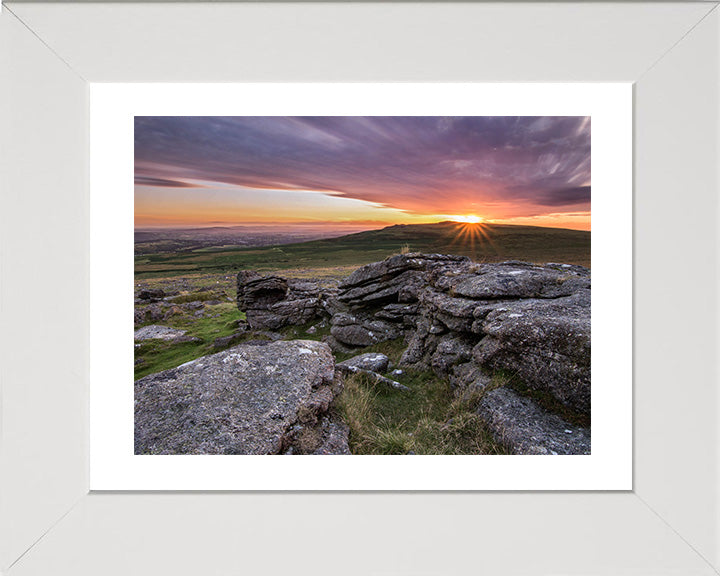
[450,214,484,224]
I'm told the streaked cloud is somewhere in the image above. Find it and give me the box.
[135,116,591,229]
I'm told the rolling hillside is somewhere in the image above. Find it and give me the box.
[135,221,590,278]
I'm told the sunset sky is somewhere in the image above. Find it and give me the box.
[135,116,590,231]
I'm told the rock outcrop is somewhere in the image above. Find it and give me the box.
[135,340,349,455]
[396,259,591,415]
[222,253,593,455]
[236,271,326,330]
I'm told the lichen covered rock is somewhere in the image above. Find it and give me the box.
[134,340,348,455]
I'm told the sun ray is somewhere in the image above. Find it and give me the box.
[447,219,498,260]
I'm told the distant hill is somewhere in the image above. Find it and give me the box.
[134,224,366,255]
[135,221,590,277]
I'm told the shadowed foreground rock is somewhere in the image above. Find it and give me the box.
[477,387,590,455]
[135,340,349,455]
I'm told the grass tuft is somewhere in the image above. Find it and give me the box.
[335,355,509,455]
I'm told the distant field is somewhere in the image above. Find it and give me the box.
[135,222,590,278]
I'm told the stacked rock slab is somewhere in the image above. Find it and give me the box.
[329,254,472,349]
[134,340,349,455]
[401,261,591,410]
[236,270,325,330]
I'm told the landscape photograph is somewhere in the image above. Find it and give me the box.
[134,116,591,456]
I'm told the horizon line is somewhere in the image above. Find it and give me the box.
[134,220,591,233]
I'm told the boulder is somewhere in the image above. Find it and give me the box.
[134,324,191,342]
[477,387,590,455]
[330,323,380,347]
[330,313,401,348]
[134,340,348,455]
[237,272,325,330]
[337,352,390,373]
[162,305,184,320]
[321,334,357,355]
[138,288,165,302]
[134,303,165,326]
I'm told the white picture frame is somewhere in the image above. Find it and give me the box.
[1,2,718,574]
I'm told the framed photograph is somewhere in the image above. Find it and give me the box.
[2,2,718,575]
[90,82,631,490]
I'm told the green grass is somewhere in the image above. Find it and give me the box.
[333,337,510,455]
[135,222,590,278]
[168,291,228,304]
[134,302,249,379]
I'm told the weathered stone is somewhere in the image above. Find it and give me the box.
[242,275,288,307]
[162,305,184,320]
[374,302,420,322]
[320,292,347,316]
[321,334,357,355]
[448,263,590,300]
[419,289,477,333]
[477,387,590,455]
[212,331,247,350]
[135,340,342,455]
[339,253,457,289]
[330,312,359,327]
[330,314,400,347]
[266,297,320,326]
[449,362,493,394]
[338,253,471,306]
[337,352,390,374]
[330,323,380,347]
[399,317,433,367]
[335,364,410,392]
[338,269,422,305]
[311,416,351,455]
[429,335,473,375]
[134,324,189,341]
[473,290,590,415]
[237,272,325,330]
[254,330,284,341]
[138,289,165,302]
[283,411,351,455]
